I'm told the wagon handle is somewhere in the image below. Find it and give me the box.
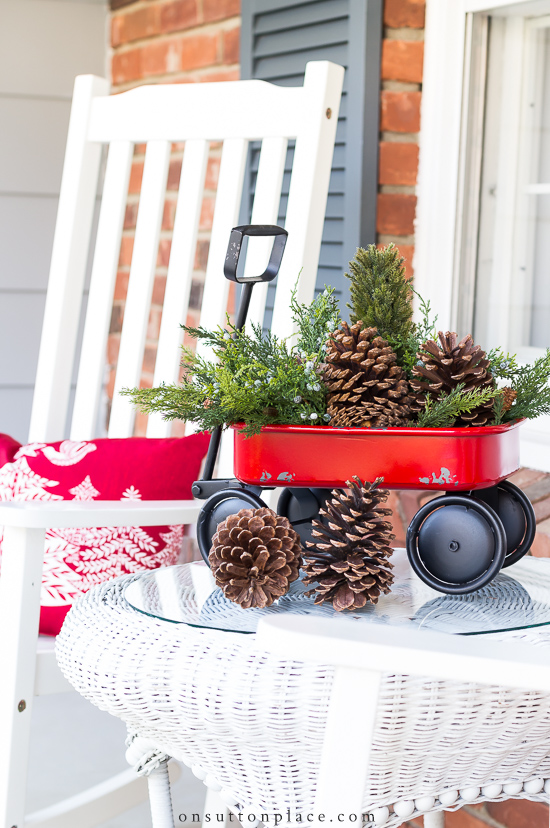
[200,225,288,484]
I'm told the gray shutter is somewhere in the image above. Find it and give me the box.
[241,0,382,318]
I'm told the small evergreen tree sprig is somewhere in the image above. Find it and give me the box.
[347,244,414,356]
[504,349,550,421]
[345,244,438,376]
[412,384,498,428]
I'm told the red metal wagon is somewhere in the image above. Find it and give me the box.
[192,225,536,596]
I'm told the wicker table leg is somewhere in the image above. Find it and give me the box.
[147,760,175,828]
[424,812,444,828]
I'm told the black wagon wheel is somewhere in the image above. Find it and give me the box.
[277,487,334,546]
[197,488,267,565]
[470,480,536,568]
[406,495,507,595]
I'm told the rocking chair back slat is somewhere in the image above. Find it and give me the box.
[108,140,172,438]
[244,136,289,331]
[70,140,134,440]
[29,75,109,442]
[28,62,344,445]
[195,137,249,354]
[146,139,209,439]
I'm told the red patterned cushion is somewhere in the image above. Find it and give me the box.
[0,434,209,635]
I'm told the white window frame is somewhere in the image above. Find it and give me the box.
[416,0,550,471]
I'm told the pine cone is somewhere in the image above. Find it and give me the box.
[323,321,412,428]
[502,387,517,413]
[302,478,395,611]
[410,332,495,426]
[209,507,302,609]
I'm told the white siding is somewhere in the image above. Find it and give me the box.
[0,0,106,441]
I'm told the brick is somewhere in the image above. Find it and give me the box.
[189,279,204,310]
[147,307,162,340]
[114,270,130,301]
[110,305,124,334]
[160,0,199,34]
[111,6,160,48]
[162,198,177,230]
[382,40,424,84]
[118,236,134,267]
[523,474,550,502]
[445,809,491,828]
[129,160,144,193]
[111,48,142,85]
[141,39,183,77]
[486,799,549,828]
[134,411,149,437]
[107,369,116,400]
[195,240,209,270]
[398,243,414,277]
[157,239,172,268]
[152,274,167,305]
[223,25,240,64]
[203,0,240,22]
[531,530,550,557]
[376,193,417,236]
[534,497,550,522]
[107,334,120,365]
[507,467,547,489]
[379,142,418,185]
[195,67,240,82]
[124,202,138,229]
[142,344,157,374]
[397,490,424,524]
[384,0,425,29]
[387,490,406,546]
[381,91,421,133]
[205,156,221,190]
[179,31,220,72]
[199,194,215,230]
[167,157,183,189]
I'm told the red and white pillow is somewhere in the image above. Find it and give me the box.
[0,433,209,635]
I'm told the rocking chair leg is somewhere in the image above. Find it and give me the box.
[147,760,175,828]
[424,811,445,828]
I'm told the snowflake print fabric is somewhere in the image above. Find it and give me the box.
[0,433,210,635]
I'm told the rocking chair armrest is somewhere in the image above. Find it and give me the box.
[258,615,550,693]
[0,499,201,529]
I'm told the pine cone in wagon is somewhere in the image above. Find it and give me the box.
[323,321,412,428]
[410,331,495,426]
[303,477,395,611]
[209,507,302,609]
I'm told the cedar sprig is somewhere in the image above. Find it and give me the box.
[290,282,341,362]
[412,384,499,428]
[121,289,340,435]
[504,349,550,421]
[487,347,521,381]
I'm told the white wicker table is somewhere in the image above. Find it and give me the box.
[56,551,550,828]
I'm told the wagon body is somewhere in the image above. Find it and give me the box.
[232,420,522,491]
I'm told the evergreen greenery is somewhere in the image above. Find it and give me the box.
[412,384,498,428]
[504,349,550,421]
[347,244,413,356]
[487,347,520,381]
[346,244,437,375]
[122,288,338,436]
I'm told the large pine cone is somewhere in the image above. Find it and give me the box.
[410,332,494,426]
[302,478,395,611]
[209,507,302,609]
[323,321,411,428]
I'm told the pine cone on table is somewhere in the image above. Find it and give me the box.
[410,332,495,426]
[323,321,412,428]
[302,477,395,611]
[209,507,302,609]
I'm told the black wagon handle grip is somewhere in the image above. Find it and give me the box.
[224,224,288,285]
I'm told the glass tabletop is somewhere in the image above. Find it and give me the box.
[124,549,550,636]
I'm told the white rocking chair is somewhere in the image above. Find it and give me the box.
[0,61,344,828]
